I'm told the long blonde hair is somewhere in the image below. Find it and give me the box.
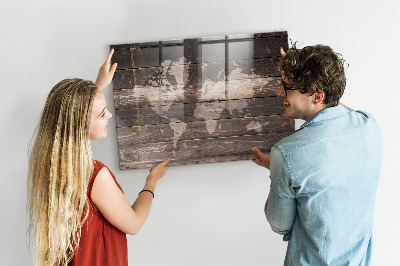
[28,79,97,265]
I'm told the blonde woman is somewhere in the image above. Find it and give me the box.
[28,50,170,266]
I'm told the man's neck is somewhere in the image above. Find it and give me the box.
[304,104,327,121]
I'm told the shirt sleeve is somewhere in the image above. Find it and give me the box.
[266,145,297,241]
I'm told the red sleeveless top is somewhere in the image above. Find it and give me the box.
[69,160,128,266]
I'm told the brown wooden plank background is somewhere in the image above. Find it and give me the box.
[111,31,293,169]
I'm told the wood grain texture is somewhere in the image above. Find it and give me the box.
[118,133,284,169]
[116,115,291,145]
[112,57,281,90]
[111,31,291,169]
[115,97,284,127]
[111,32,288,69]
[113,76,281,107]
[119,153,259,169]
[109,31,287,50]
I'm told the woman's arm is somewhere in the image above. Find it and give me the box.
[91,158,170,235]
[95,49,117,91]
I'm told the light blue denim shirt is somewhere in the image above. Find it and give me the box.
[266,105,382,266]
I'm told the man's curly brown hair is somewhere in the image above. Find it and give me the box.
[280,44,347,107]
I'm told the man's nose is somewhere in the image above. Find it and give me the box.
[277,85,285,97]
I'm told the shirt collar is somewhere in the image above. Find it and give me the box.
[300,105,349,129]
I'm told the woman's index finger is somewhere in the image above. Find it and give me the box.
[106,49,115,64]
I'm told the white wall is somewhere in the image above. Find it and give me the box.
[1,0,398,265]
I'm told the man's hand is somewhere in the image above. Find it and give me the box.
[251,147,271,169]
[280,47,286,57]
[96,49,117,90]
[339,102,350,109]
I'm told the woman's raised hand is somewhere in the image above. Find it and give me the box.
[95,49,117,90]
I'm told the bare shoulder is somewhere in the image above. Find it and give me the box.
[91,167,120,202]
[90,164,135,234]
[95,166,113,182]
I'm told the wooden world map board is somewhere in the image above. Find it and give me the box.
[110,31,293,169]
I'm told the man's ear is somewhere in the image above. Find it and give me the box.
[313,92,325,104]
